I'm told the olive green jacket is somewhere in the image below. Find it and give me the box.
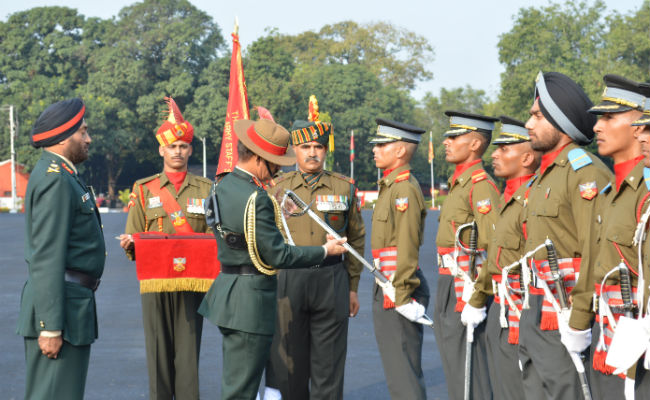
[271,170,365,291]
[522,143,612,330]
[572,159,648,329]
[371,164,426,306]
[469,180,530,308]
[17,151,106,346]
[436,161,501,254]
[124,171,213,260]
[198,168,326,335]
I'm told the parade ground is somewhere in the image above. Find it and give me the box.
[1,210,448,399]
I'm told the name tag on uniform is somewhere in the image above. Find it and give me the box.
[148,196,162,209]
[187,198,205,214]
[316,195,348,212]
[81,192,91,203]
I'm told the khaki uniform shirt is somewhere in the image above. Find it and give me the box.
[523,143,612,330]
[371,164,426,306]
[469,180,530,308]
[124,172,213,261]
[572,160,649,328]
[271,170,365,291]
[436,161,500,255]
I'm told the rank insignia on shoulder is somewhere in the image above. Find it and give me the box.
[395,171,410,183]
[476,198,492,214]
[47,163,60,173]
[173,257,186,272]
[471,169,487,183]
[568,148,592,171]
[395,197,409,212]
[579,181,598,200]
[148,196,162,208]
[316,195,348,212]
[61,163,74,175]
[187,198,205,214]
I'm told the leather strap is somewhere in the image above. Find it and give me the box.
[144,177,194,233]
[65,269,101,291]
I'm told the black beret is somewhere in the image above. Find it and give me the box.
[31,98,85,148]
[534,71,596,146]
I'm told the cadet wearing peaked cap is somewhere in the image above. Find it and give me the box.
[632,83,650,127]
[435,110,501,400]
[462,115,537,400]
[518,71,612,400]
[569,74,648,399]
[371,118,430,399]
[17,98,105,400]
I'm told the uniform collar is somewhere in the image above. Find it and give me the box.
[613,157,645,194]
[504,174,535,203]
[45,150,77,174]
[448,160,483,188]
[291,169,332,190]
[451,159,481,184]
[539,142,572,176]
[379,164,410,187]
[614,156,644,192]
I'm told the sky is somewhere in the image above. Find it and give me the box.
[1,0,646,101]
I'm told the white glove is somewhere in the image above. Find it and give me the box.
[262,387,282,400]
[395,300,426,322]
[376,278,396,303]
[559,319,591,354]
[460,304,487,330]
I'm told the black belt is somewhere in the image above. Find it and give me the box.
[317,255,343,268]
[65,269,101,291]
[221,264,262,275]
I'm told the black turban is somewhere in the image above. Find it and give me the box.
[534,72,596,146]
[30,98,85,148]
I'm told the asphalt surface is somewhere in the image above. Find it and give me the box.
[0,210,448,399]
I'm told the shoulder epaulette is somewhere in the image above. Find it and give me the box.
[193,175,213,186]
[568,148,592,171]
[395,170,411,183]
[272,170,297,185]
[328,170,355,184]
[135,174,161,186]
[644,167,650,191]
[471,169,487,184]
[600,182,612,194]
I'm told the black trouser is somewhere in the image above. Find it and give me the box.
[432,274,493,400]
[518,293,587,400]
[266,263,350,400]
[589,322,624,399]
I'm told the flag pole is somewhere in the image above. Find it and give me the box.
[350,130,354,180]
[430,131,435,209]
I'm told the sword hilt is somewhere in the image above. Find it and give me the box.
[285,189,309,210]
[618,262,635,317]
[468,221,478,280]
[544,238,569,310]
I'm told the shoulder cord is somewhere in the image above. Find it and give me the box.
[244,191,286,275]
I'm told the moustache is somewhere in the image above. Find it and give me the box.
[305,156,321,163]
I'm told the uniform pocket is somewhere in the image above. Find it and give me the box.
[145,207,167,220]
[63,282,96,346]
[605,220,635,247]
[534,198,559,218]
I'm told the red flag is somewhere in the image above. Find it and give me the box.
[216,31,250,176]
[256,106,274,121]
[428,131,434,163]
[350,131,355,162]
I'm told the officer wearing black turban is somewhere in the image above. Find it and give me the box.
[17,98,106,400]
[518,72,613,400]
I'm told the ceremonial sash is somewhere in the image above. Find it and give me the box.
[494,274,525,344]
[593,283,638,378]
[133,232,220,293]
[144,178,195,233]
[373,247,397,309]
[437,247,485,312]
[530,258,580,330]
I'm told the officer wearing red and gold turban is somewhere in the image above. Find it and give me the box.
[120,97,213,400]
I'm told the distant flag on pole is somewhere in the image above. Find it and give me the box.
[350,131,355,162]
[216,19,250,176]
[428,131,434,163]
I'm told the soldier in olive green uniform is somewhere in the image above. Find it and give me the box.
[17,98,105,400]
[633,84,650,399]
[518,71,612,400]
[434,111,500,400]
[197,119,348,400]
[566,75,648,399]
[369,118,430,400]
[265,117,365,400]
[462,116,540,400]
[119,98,212,400]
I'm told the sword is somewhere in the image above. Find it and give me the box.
[545,238,569,309]
[464,221,478,400]
[618,263,635,318]
[283,189,434,328]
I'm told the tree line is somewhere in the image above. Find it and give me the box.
[0,0,648,202]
